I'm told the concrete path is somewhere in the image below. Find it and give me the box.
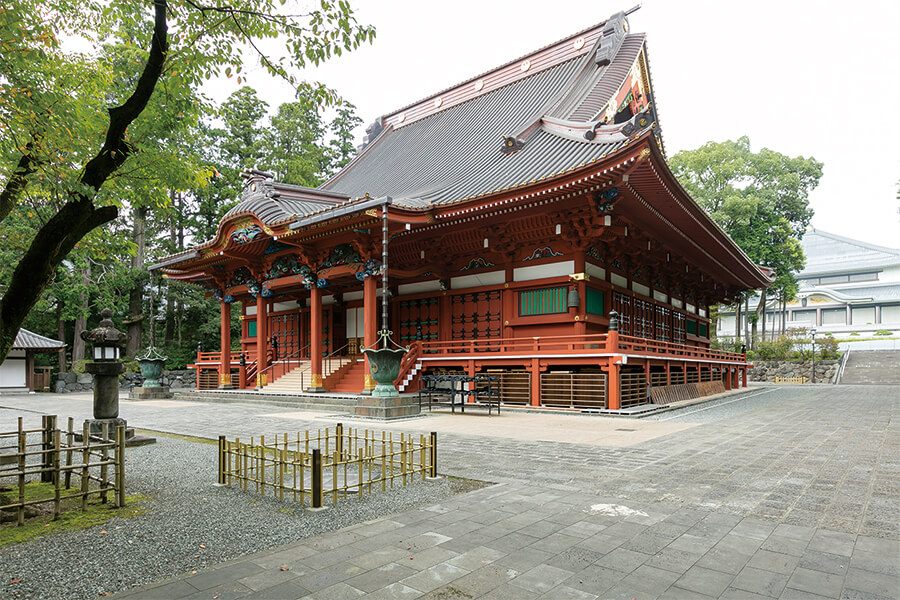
[1,386,897,599]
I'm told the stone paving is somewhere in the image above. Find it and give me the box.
[1,385,898,599]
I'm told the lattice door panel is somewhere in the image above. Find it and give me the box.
[686,368,699,383]
[488,371,530,405]
[669,369,685,385]
[541,372,607,409]
[451,290,501,343]
[268,313,300,361]
[613,292,632,336]
[620,371,648,408]
[399,297,440,344]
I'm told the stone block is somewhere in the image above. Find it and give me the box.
[77,373,93,385]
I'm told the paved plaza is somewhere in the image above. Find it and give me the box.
[1,385,898,599]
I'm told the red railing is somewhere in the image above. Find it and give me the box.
[418,333,746,364]
[394,341,422,386]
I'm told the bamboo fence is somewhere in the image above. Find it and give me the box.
[0,415,126,526]
[218,424,437,509]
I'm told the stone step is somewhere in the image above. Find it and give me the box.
[176,390,359,412]
[840,350,900,385]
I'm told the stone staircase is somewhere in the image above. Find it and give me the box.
[262,359,353,394]
[326,358,368,394]
[839,350,900,385]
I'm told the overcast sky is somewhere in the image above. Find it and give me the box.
[217,0,900,249]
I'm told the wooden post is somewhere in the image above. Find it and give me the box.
[724,367,732,390]
[742,366,748,388]
[100,421,109,504]
[308,286,325,392]
[311,448,323,509]
[52,428,61,520]
[336,423,344,461]
[81,422,90,512]
[26,351,35,392]
[362,274,377,394]
[607,362,621,411]
[115,425,126,508]
[530,358,541,407]
[256,294,268,384]
[65,417,74,490]
[41,415,54,483]
[430,432,438,478]
[218,436,226,485]
[17,418,25,526]
[219,301,232,388]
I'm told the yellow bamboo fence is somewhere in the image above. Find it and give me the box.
[218,424,437,509]
[0,415,126,526]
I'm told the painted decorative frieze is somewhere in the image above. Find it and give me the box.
[523,247,563,261]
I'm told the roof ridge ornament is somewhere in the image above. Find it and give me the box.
[595,8,637,67]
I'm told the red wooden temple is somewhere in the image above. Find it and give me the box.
[153,9,772,411]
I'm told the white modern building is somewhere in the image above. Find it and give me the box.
[719,229,900,338]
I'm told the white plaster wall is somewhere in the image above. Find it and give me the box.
[451,270,505,289]
[0,349,26,388]
[513,261,574,282]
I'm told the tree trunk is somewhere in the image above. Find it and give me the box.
[743,296,751,350]
[734,298,741,345]
[126,205,148,356]
[72,266,91,363]
[757,288,767,344]
[164,191,177,345]
[56,301,67,373]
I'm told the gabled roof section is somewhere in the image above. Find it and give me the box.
[224,169,349,227]
[322,8,657,207]
[798,229,900,277]
[12,329,66,351]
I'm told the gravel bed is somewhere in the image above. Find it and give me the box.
[0,434,484,600]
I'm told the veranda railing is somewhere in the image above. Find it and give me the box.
[218,424,437,509]
[0,416,126,526]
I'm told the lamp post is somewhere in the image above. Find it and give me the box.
[811,327,817,384]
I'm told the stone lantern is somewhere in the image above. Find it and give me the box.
[80,308,154,445]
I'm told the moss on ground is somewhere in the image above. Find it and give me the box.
[0,481,148,548]
[134,428,217,445]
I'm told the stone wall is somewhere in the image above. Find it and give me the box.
[749,359,840,384]
[53,369,197,393]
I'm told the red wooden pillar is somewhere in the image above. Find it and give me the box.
[308,286,325,392]
[573,252,587,337]
[255,295,268,387]
[724,367,732,390]
[607,327,621,410]
[362,275,377,394]
[665,361,671,386]
[219,301,232,388]
[742,366,748,387]
[530,358,541,407]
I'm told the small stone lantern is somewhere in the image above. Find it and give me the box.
[81,309,154,445]
[81,308,128,422]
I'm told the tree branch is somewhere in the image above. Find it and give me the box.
[0,138,43,223]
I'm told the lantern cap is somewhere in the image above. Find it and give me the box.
[80,308,127,347]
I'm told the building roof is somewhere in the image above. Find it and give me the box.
[12,328,66,351]
[322,21,649,206]
[798,229,900,277]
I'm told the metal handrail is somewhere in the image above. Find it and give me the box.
[257,344,311,378]
[323,344,351,381]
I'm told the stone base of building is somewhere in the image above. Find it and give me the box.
[129,386,174,400]
[354,395,420,420]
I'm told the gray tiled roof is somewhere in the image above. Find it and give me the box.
[799,229,900,277]
[224,182,347,225]
[322,37,644,206]
[12,329,66,351]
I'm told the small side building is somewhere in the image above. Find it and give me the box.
[0,329,66,393]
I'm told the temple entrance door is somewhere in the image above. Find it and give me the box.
[345,306,365,355]
[332,306,347,355]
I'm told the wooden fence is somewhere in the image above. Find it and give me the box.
[0,416,126,525]
[218,424,437,509]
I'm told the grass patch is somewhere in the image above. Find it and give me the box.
[0,481,148,548]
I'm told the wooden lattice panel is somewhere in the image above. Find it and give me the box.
[488,370,530,405]
[669,370,686,385]
[686,369,699,384]
[451,290,501,344]
[540,372,607,409]
[399,297,440,344]
[198,369,219,390]
[650,371,667,387]
[700,368,712,382]
[619,372,648,408]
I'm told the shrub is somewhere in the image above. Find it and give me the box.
[71,359,88,375]
[816,335,840,360]
[875,330,893,336]
[755,336,794,360]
